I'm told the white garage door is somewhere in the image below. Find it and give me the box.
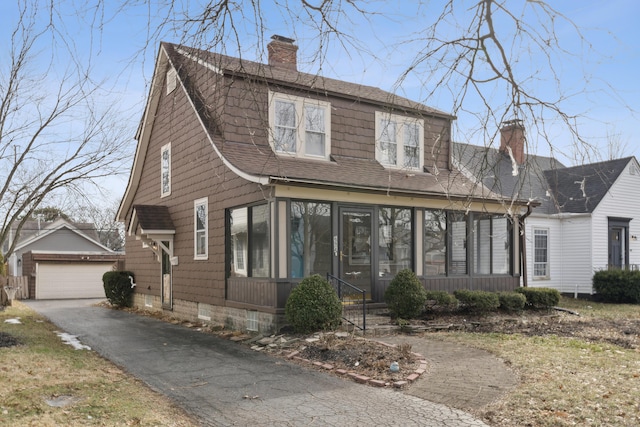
[35,263,114,299]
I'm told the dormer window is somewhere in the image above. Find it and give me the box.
[375,112,423,170]
[269,91,331,159]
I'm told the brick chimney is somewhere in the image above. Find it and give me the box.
[499,120,526,165]
[267,35,298,71]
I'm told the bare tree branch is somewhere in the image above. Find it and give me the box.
[0,0,132,260]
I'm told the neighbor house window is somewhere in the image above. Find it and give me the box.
[161,143,171,197]
[194,198,208,260]
[228,204,270,278]
[424,210,446,276]
[375,112,423,170]
[473,214,510,275]
[378,207,413,278]
[269,91,331,159]
[290,201,332,278]
[533,228,549,278]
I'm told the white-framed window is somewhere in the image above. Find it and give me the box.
[533,228,549,278]
[269,91,331,159]
[166,68,177,94]
[228,205,270,278]
[161,143,171,197]
[375,112,424,170]
[194,197,208,260]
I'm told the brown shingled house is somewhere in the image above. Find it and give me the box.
[117,36,529,332]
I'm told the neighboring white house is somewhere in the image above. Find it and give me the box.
[4,218,123,299]
[455,121,640,295]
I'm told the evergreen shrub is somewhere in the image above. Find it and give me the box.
[424,290,458,310]
[103,271,135,308]
[453,289,500,313]
[593,269,640,303]
[285,275,342,333]
[384,269,427,319]
[498,291,526,312]
[515,287,561,309]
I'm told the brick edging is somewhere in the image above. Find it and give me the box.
[284,340,428,389]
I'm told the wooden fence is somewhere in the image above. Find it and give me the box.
[0,276,29,305]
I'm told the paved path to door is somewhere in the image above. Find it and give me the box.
[377,335,517,410]
[25,299,496,427]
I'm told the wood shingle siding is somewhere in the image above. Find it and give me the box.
[117,41,527,332]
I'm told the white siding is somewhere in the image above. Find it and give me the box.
[525,215,562,289]
[559,215,594,294]
[525,214,592,294]
[592,159,640,270]
[526,159,640,295]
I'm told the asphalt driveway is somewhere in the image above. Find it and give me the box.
[24,299,489,427]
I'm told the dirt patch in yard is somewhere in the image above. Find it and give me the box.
[258,308,638,384]
[414,309,639,349]
[0,332,20,348]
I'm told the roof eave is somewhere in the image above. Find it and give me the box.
[267,175,528,207]
[117,45,170,223]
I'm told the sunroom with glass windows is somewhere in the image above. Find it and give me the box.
[225,189,521,311]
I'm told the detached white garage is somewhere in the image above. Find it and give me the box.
[9,219,124,300]
[22,252,124,300]
[35,262,117,299]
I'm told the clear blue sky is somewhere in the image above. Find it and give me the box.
[1,0,639,200]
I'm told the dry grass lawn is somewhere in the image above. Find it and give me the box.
[0,301,197,426]
[1,298,639,426]
[438,298,640,426]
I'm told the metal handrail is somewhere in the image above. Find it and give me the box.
[327,273,366,331]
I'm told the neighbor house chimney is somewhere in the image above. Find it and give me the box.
[499,120,526,165]
[267,35,298,71]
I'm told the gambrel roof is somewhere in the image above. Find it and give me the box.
[118,42,519,221]
[167,43,452,118]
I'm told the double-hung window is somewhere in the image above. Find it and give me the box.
[194,198,208,260]
[274,100,296,153]
[533,228,549,278]
[269,91,331,159]
[161,143,171,197]
[404,122,420,168]
[375,112,423,170]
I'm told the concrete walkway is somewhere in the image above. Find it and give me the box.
[378,335,517,410]
[23,299,510,426]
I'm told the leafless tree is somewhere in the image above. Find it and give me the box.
[71,201,125,251]
[3,0,623,257]
[113,1,627,201]
[605,130,631,161]
[121,1,622,151]
[0,0,132,260]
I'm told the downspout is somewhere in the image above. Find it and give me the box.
[519,203,534,287]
